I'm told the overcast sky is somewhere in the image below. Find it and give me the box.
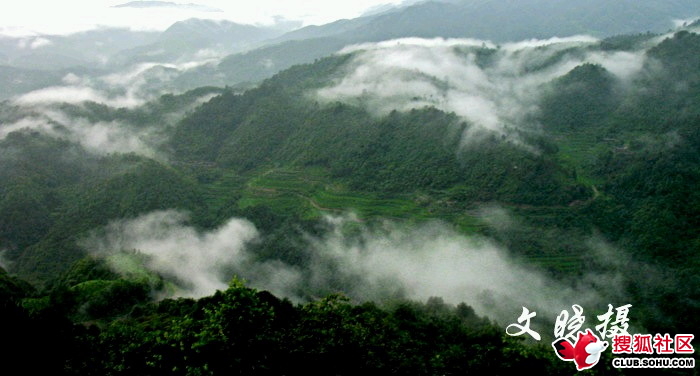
[0,0,404,36]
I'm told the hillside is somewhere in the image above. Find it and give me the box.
[0,18,698,374]
[209,0,700,89]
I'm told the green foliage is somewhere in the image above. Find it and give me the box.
[540,63,619,132]
[55,257,120,287]
[53,282,572,375]
[9,156,208,284]
[171,65,585,206]
[613,31,700,131]
[598,32,657,51]
[1,28,699,375]
[56,86,224,128]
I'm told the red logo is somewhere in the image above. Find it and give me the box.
[553,329,609,371]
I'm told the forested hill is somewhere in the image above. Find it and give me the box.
[275,0,700,43]
[0,28,698,374]
[207,0,700,93]
[169,32,700,332]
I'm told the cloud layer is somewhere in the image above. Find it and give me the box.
[3,59,221,157]
[15,86,144,108]
[0,109,164,158]
[15,60,217,108]
[83,211,260,298]
[82,211,622,324]
[317,37,646,144]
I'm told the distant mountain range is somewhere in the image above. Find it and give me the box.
[112,1,223,12]
[0,0,699,100]
[207,0,700,94]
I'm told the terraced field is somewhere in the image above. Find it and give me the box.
[199,166,583,273]
[240,168,436,220]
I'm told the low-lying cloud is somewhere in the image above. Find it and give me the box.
[83,211,264,298]
[16,36,52,49]
[0,109,165,158]
[15,58,220,109]
[316,36,646,144]
[0,249,11,271]
[4,59,223,157]
[673,17,700,28]
[303,215,608,322]
[100,60,216,88]
[82,210,627,323]
[16,86,144,108]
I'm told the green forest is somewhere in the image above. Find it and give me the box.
[0,25,698,374]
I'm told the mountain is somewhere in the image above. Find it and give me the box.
[3,1,699,100]
[112,1,223,12]
[268,0,700,46]
[0,8,699,372]
[0,66,69,99]
[0,19,291,100]
[0,28,160,99]
[113,19,286,66]
[361,0,700,41]
[268,0,700,43]
[2,29,698,336]
[0,28,160,70]
[179,31,700,336]
[200,0,700,94]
